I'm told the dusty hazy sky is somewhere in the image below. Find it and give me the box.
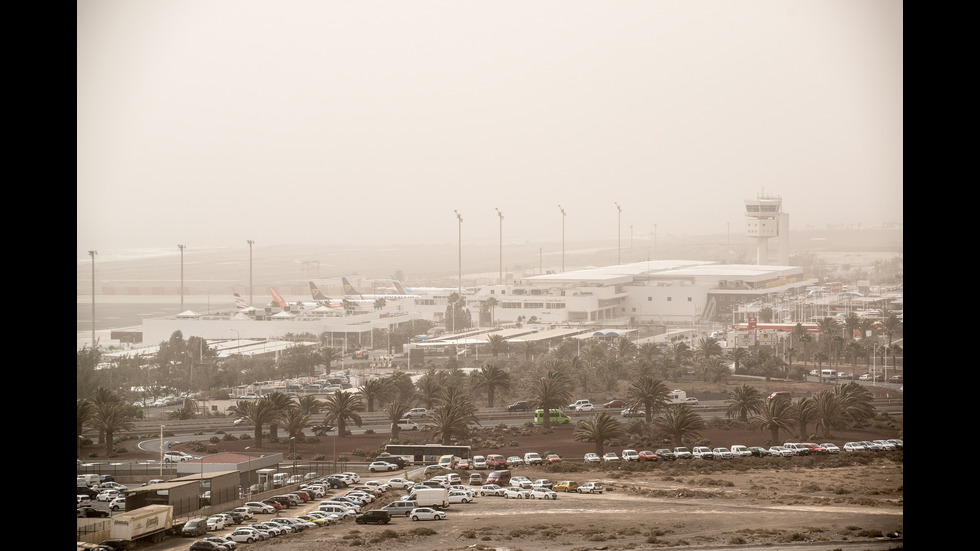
[77,0,902,260]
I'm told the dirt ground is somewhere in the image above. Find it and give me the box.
[112,414,902,551]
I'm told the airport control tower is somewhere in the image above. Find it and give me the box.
[744,194,789,265]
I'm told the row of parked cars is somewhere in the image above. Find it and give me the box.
[578,439,903,462]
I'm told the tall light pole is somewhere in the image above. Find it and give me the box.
[245,446,252,497]
[247,239,255,305]
[454,210,463,293]
[159,425,165,477]
[178,244,186,311]
[495,208,503,283]
[558,205,566,272]
[89,250,97,347]
[614,202,622,265]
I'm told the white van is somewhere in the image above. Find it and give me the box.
[437,455,459,469]
[272,473,289,487]
[820,369,838,379]
[317,504,357,519]
[77,474,100,487]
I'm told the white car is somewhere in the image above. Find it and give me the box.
[503,486,532,499]
[576,402,596,412]
[163,451,198,463]
[530,487,558,500]
[769,446,794,457]
[231,506,254,520]
[692,446,715,459]
[480,484,506,497]
[243,501,276,514]
[873,439,897,451]
[576,482,604,494]
[622,449,640,461]
[109,496,127,511]
[602,452,619,461]
[387,478,412,490]
[404,408,428,419]
[226,528,264,543]
[448,490,473,504]
[97,489,121,502]
[410,507,446,521]
[368,461,398,473]
[511,476,534,489]
[394,419,420,431]
[729,445,753,458]
[584,452,601,463]
[472,455,488,469]
[207,515,226,531]
[507,456,525,467]
[821,443,841,454]
[673,447,693,459]
[712,447,734,459]
[568,399,592,409]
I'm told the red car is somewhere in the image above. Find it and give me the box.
[544,453,562,464]
[603,400,626,408]
[638,450,659,461]
[261,499,283,511]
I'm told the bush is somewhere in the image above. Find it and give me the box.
[209,436,221,444]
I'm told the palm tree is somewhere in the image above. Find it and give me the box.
[799,333,813,372]
[833,382,876,427]
[358,378,391,412]
[485,296,499,327]
[749,398,796,444]
[725,384,763,422]
[486,334,508,357]
[470,363,512,408]
[728,346,748,373]
[322,390,365,437]
[296,395,324,417]
[92,401,135,456]
[374,298,387,311]
[264,391,295,441]
[90,386,122,445]
[317,346,344,374]
[793,396,818,439]
[704,357,730,383]
[229,398,279,448]
[812,390,850,439]
[529,374,573,431]
[428,402,473,445]
[573,412,625,457]
[651,405,706,448]
[613,337,637,360]
[625,376,670,423]
[77,399,95,458]
[279,407,312,440]
[383,401,412,441]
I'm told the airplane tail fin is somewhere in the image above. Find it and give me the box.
[234,293,249,309]
[269,287,288,309]
[341,277,362,296]
[310,281,326,301]
[390,275,408,295]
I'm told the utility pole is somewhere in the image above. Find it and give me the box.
[89,250,97,346]
[558,205,566,272]
[247,239,255,305]
[178,244,186,311]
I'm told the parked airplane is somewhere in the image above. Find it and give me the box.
[390,275,461,295]
[342,277,418,300]
[269,287,324,310]
[234,293,251,310]
[308,281,348,308]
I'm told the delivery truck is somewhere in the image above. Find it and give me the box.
[403,487,449,509]
[108,504,174,544]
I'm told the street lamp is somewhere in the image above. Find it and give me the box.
[245,446,252,497]
[454,210,463,293]
[178,244,186,311]
[231,329,241,352]
[558,205,566,272]
[247,240,255,306]
[495,208,504,284]
[614,202,622,264]
[89,250,97,347]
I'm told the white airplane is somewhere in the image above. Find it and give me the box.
[389,275,462,295]
[308,281,373,306]
[342,277,418,300]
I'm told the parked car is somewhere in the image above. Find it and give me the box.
[873,439,897,451]
[110,496,127,511]
[747,446,771,457]
[532,479,554,489]
[182,519,209,537]
[576,482,604,494]
[188,541,229,551]
[503,486,532,499]
[555,480,579,492]
[712,447,734,459]
[769,446,794,457]
[448,490,473,504]
[888,375,903,383]
[638,450,659,461]
[511,476,534,489]
[802,443,828,454]
[655,448,677,461]
[241,501,275,514]
[410,507,447,521]
[202,537,236,550]
[207,515,226,531]
[887,439,904,449]
[544,453,562,464]
[729,445,753,458]
[603,399,626,408]
[584,452,601,463]
[820,443,841,454]
[225,529,262,544]
[480,484,506,497]
[355,510,392,525]
[506,401,530,412]
[77,506,109,518]
[469,473,483,485]
[621,449,640,462]
[531,487,558,500]
[673,447,693,459]
[692,446,715,460]
[260,499,283,511]
[386,478,412,489]
[368,461,398,473]
[602,452,619,462]
[77,495,93,507]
